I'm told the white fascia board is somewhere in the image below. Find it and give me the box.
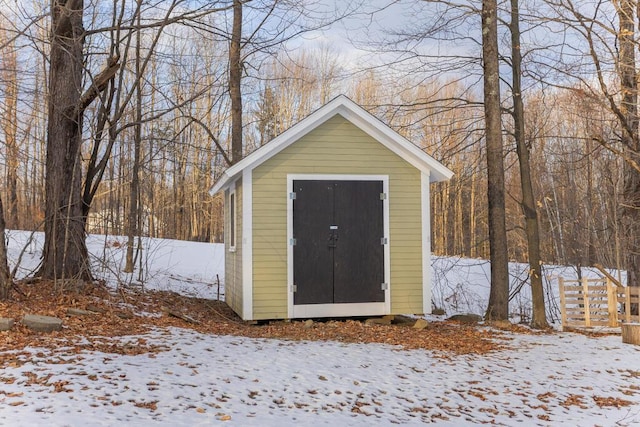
[210,95,454,195]
[337,103,454,183]
[210,97,349,195]
[210,171,232,195]
[233,98,348,173]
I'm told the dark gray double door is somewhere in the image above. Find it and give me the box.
[293,180,385,305]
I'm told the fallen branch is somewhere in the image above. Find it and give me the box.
[161,306,200,324]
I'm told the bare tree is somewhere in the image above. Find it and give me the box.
[482,0,509,321]
[509,0,548,328]
[616,0,640,295]
[124,0,144,273]
[0,24,19,229]
[0,195,10,299]
[230,0,243,164]
[529,0,640,290]
[40,0,107,281]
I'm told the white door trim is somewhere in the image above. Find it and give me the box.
[286,174,391,318]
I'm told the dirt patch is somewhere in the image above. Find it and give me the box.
[0,280,524,357]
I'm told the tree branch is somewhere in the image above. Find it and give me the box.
[75,56,120,116]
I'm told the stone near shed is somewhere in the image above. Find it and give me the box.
[392,315,415,325]
[365,317,392,326]
[115,311,134,320]
[0,317,14,331]
[85,304,106,314]
[22,314,63,332]
[303,319,314,328]
[413,319,429,330]
[66,308,97,317]
[447,313,483,324]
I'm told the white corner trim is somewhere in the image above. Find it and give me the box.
[242,168,253,320]
[229,183,237,252]
[421,171,432,315]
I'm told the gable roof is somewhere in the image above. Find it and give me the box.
[211,95,454,194]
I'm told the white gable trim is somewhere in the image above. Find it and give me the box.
[337,106,453,181]
[211,95,453,195]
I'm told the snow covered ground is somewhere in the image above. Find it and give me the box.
[1,327,639,426]
[1,231,640,425]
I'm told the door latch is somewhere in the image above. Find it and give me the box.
[328,232,338,248]
[328,225,338,248]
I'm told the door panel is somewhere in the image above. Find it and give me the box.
[293,180,334,305]
[333,181,385,303]
[293,179,385,306]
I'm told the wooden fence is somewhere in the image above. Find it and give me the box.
[559,277,640,330]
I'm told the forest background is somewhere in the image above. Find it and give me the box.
[0,0,635,302]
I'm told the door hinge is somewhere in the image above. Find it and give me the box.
[381,282,388,290]
[291,284,297,293]
[290,238,297,246]
[380,192,387,200]
[380,237,388,245]
[289,192,297,200]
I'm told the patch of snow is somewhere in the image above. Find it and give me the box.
[0,328,638,425]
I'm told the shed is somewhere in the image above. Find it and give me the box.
[211,95,453,321]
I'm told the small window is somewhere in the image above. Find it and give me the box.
[229,191,236,250]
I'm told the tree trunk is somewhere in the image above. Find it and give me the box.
[618,1,640,302]
[510,0,548,328]
[482,0,510,322]
[0,195,10,300]
[0,33,19,229]
[39,0,91,281]
[125,3,143,273]
[229,0,243,164]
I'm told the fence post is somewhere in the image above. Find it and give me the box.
[607,278,619,327]
[582,277,591,327]
[626,287,631,323]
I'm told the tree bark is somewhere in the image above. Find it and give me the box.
[0,195,10,300]
[510,0,548,328]
[125,2,143,273]
[0,34,19,229]
[229,0,243,164]
[39,0,92,281]
[482,0,510,321]
[618,0,640,301]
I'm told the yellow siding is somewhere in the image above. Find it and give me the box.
[224,179,243,317]
[251,114,424,320]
